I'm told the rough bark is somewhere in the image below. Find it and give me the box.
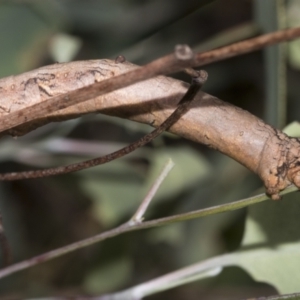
[0,59,300,200]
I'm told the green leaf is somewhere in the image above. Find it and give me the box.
[237,192,300,293]
[283,121,300,137]
[49,33,82,62]
[0,2,61,77]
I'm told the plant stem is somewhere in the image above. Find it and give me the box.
[0,185,297,280]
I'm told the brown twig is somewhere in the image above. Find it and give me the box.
[0,65,207,180]
[0,27,300,134]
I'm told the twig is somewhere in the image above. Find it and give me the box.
[0,57,207,180]
[98,254,234,300]
[244,292,300,300]
[98,246,300,300]
[0,27,300,134]
[22,291,300,300]
[129,158,175,224]
[0,184,297,280]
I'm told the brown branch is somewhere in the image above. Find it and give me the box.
[0,28,300,199]
[0,67,207,180]
[0,27,300,135]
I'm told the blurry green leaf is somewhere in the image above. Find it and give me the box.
[287,0,300,70]
[0,2,62,77]
[236,192,300,293]
[235,243,300,294]
[283,121,300,137]
[288,39,300,70]
[49,33,82,62]
[242,193,300,249]
[84,256,132,294]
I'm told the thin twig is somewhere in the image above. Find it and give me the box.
[0,63,207,180]
[98,254,234,300]
[22,291,300,300]
[0,27,300,134]
[129,158,175,224]
[98,247,300,300]
[244,292,300,300]
[0,184,297,280]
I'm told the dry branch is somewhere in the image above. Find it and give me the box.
[0,27,300,135]
[1,28,300,199]
[0,65,207,180]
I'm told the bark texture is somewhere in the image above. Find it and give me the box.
[0,59,300,199]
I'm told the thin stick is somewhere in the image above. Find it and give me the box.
[245,293,300,300]
[0,67,207,180]
[0,27,300,133]
[0,185,297,280]
[22,291,300,300]
[98,254,233,300]
[129,158,175,224]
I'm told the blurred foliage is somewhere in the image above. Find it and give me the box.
[0,0,300,299]
[237,193,300,294]
[229,123,300,294]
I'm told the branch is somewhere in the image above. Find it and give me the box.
[0,65,207,180]
[0,184,297,280]
[1,28,300,199]
[0,27,300,135]
[129,158,175,224]
[244,293,300,300]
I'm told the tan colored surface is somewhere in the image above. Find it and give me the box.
[0,59,300,199]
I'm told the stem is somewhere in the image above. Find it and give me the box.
[98,253,235,300]
[0,185,296,280]
[129,158,175,224]
[0,67,206,180]
[1,27,300,134]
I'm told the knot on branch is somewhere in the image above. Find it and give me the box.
[174,44,194,61]
[258,129,300,200]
